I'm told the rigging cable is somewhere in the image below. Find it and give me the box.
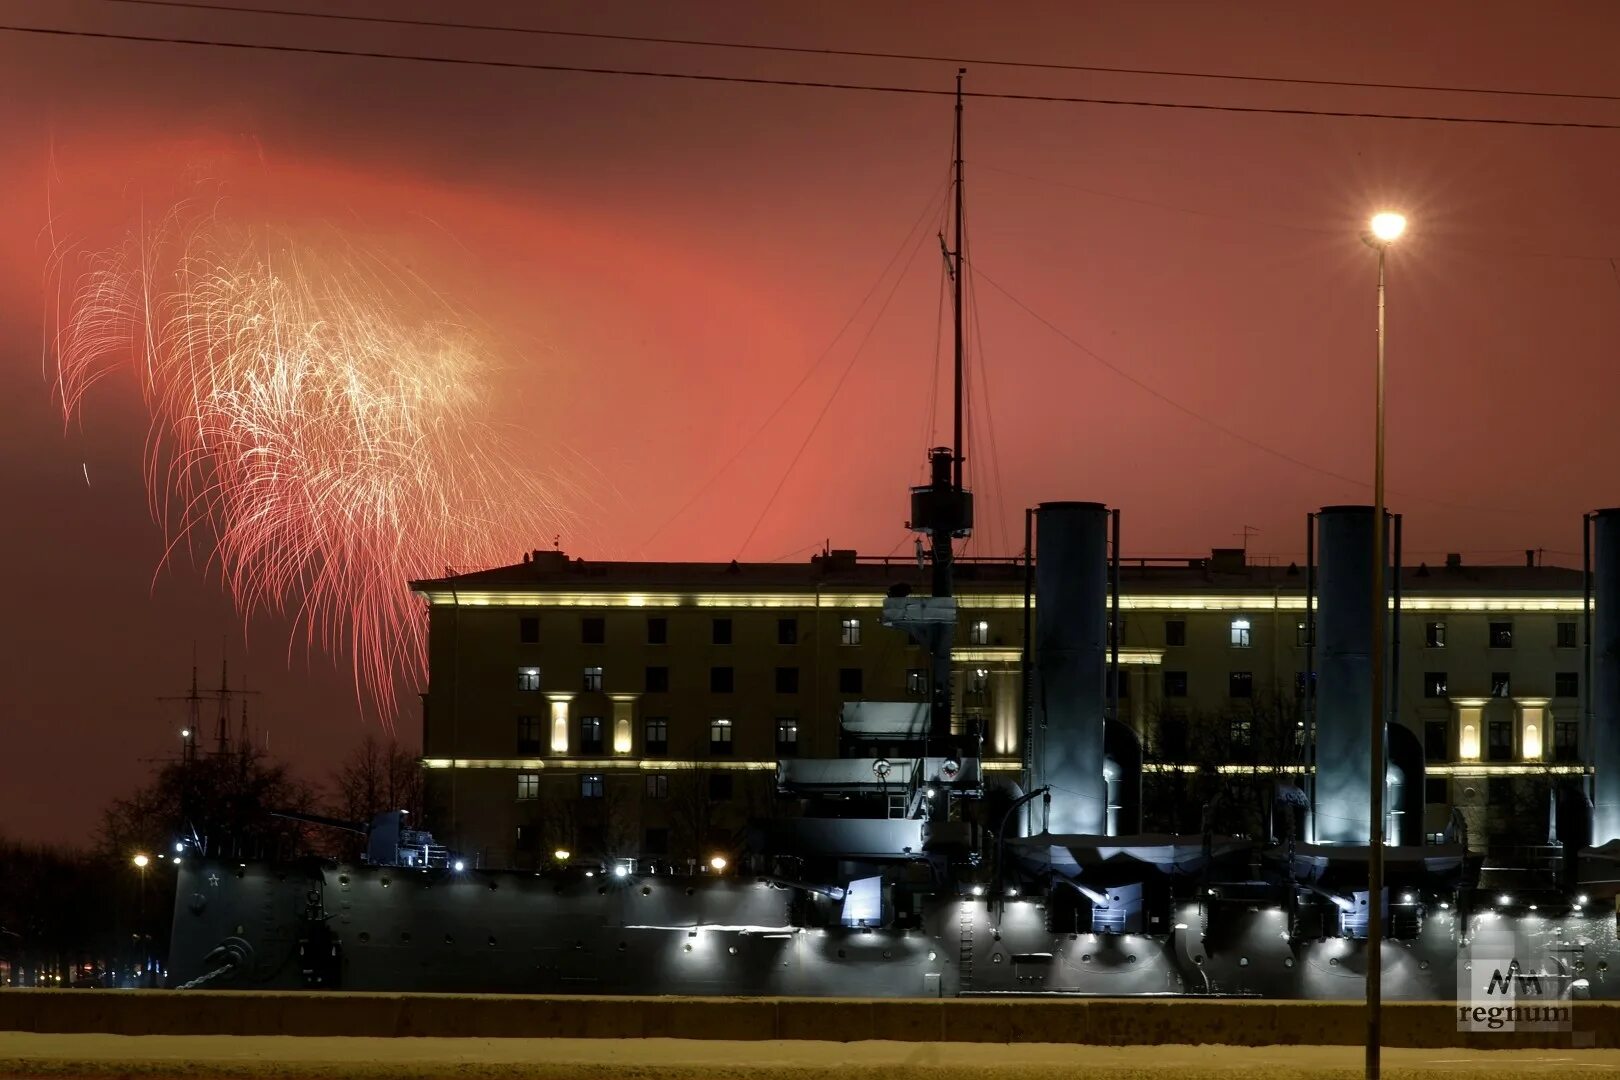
[641,167,950,550]
[972,264,1534,518]
[733,186,946,559]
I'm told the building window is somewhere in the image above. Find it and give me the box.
[1557,621,1578,649]
[579,715,604,754]
[581,774,604,799]
[710,718,733,754]
[1488,621,1514,649]
[712,618,733,645]
[1425,622,1446,648]
[645,774,668,799]
[1556,671,1579,698]
[519,615,540,644]
[644,717,668,755]
[1228,671,1253,698]
[906,669,927,696]
[582,616,605,645]
[1490,672,1511,699]
[710,666,734,693]
[775,666,799,694]
[1229,715,1252,752]
[1424,777,1448,805]
[709,772,734,801]
[647,617,668,645]
[1163,670,1188,698]
[1165,620,1186,647]
[516,773,540,801]
[1423,671,1448,699]
[1487,776,1512,805]
[1230,618,1252,648]
[644,827,669,855]
[517,715,542,754]
[839,667,864,694]
[517,666,542,692]
[1487,720,1513,762]
[1296,620,1313,648]
[1424,720,1448,762]
[841,617,862,646]
[1294,671,1316,700]
[776,719,798,756]
[966,668,988,699]
[582,666,604,692]
[516,824,536,851]
[645,666,669,693]
[778,617,798,645]
[969,619,990,645]
[1108,668,1130,699]
[1554,721,1579,762]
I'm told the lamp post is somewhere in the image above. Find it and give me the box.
[1362,209,1405,1080]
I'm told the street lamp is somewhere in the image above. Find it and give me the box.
[1362,209,1405,1080]
[131,853,150,869]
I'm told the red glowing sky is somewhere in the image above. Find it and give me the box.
[2,1,1619,845]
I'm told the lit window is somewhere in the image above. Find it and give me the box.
[580,774,604,799]
[1423,672,1448,698]
[969,620,990,645]
[516,773,540,801]
[517,666,542,692]
[582,666,603,692]
[1295,620,1313,648]
[775,719,798,756]
[644,717,668,755]
[841,618,861,646]
[1490,673,1511,699]
[710,718,733,754]
[1230,618,1251,648]
[967,668,988,698]
[646,774,669,799]
[906,669,927,696]
[579,715,603,754]
[1229,716,1252,750]
[1425,622,1446,648]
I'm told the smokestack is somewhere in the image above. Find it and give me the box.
[1033,501,1109,835]
[1592,509,1620,846]
[1313,506,1389,845]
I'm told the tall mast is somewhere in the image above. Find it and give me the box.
[952,67,965,488]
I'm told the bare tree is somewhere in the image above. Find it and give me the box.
[329,734,424,824]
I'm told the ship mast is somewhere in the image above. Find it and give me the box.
[906,69,974,743]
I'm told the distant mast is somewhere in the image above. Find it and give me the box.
[907,69,974,741]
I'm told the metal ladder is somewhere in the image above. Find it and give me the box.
[957,902,975,991]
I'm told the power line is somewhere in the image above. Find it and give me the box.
[99,0,1620,107]
[6,22,1620,130]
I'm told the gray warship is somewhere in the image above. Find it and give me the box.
[165,77,1620,1000]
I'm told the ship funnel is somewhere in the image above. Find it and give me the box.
[1032,501,1109,835]
[1592,509,1620,846]
[1312,506,1391,844]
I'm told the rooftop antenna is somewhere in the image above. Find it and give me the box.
[1238,524,1259,555]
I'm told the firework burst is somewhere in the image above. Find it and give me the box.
[52,203,576,719]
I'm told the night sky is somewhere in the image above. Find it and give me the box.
[2,1,1618,846]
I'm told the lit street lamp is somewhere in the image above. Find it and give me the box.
[131,853,150,869]
[1361,209,1405,1080]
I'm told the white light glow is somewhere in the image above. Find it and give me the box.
[613,865,629,879]
[452,860,465,872]
[1499,894,1512,905]
[1370,212,1407,242]
[131,853,149,869]
[970,885,984,897]
[553,849,571,862]
[1577,893,1589,905]
[709,855,728,871]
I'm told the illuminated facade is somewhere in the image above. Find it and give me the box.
[413,548,1588,866]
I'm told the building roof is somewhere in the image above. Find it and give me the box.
[411,548,1584,599]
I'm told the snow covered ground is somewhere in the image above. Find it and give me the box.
[0,1036,1617,1079]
